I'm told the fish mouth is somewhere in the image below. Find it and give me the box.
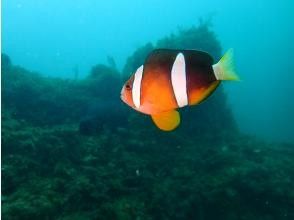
[120,86,125,102]
[120,95,125,103]
[120,93,124,102]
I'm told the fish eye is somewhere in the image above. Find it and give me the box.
[125,84,132,90]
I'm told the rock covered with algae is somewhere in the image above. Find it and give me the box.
[2,22,294,220]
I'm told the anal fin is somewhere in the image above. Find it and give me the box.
[151,110,180,131]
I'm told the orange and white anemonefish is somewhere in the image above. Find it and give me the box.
[121,49,239,131]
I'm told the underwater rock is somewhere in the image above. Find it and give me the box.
[1,61,125,128]
[79,101,129,135]
[89,64,119,79]
[1,53,11,71]
[2,23,294,220]
[122,42,154,80]
[78,64,130,135]
[86,64,122,99]
[157,22,222,59]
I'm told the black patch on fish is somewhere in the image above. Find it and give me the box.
[145,49,214,67]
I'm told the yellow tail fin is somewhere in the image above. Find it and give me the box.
[213,49,240,81]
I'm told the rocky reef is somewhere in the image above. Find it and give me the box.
[2,23,294,220]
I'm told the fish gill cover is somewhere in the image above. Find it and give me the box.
[2,23,294,219]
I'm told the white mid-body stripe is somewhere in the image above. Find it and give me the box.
[132,65,144,109]
[171,53,188,107]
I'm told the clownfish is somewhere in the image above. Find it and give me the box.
[121,49,239,131]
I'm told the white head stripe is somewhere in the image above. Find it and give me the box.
[171,53,188,107]
[132,65,144,108]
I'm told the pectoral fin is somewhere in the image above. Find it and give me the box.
[151,110,180,131]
